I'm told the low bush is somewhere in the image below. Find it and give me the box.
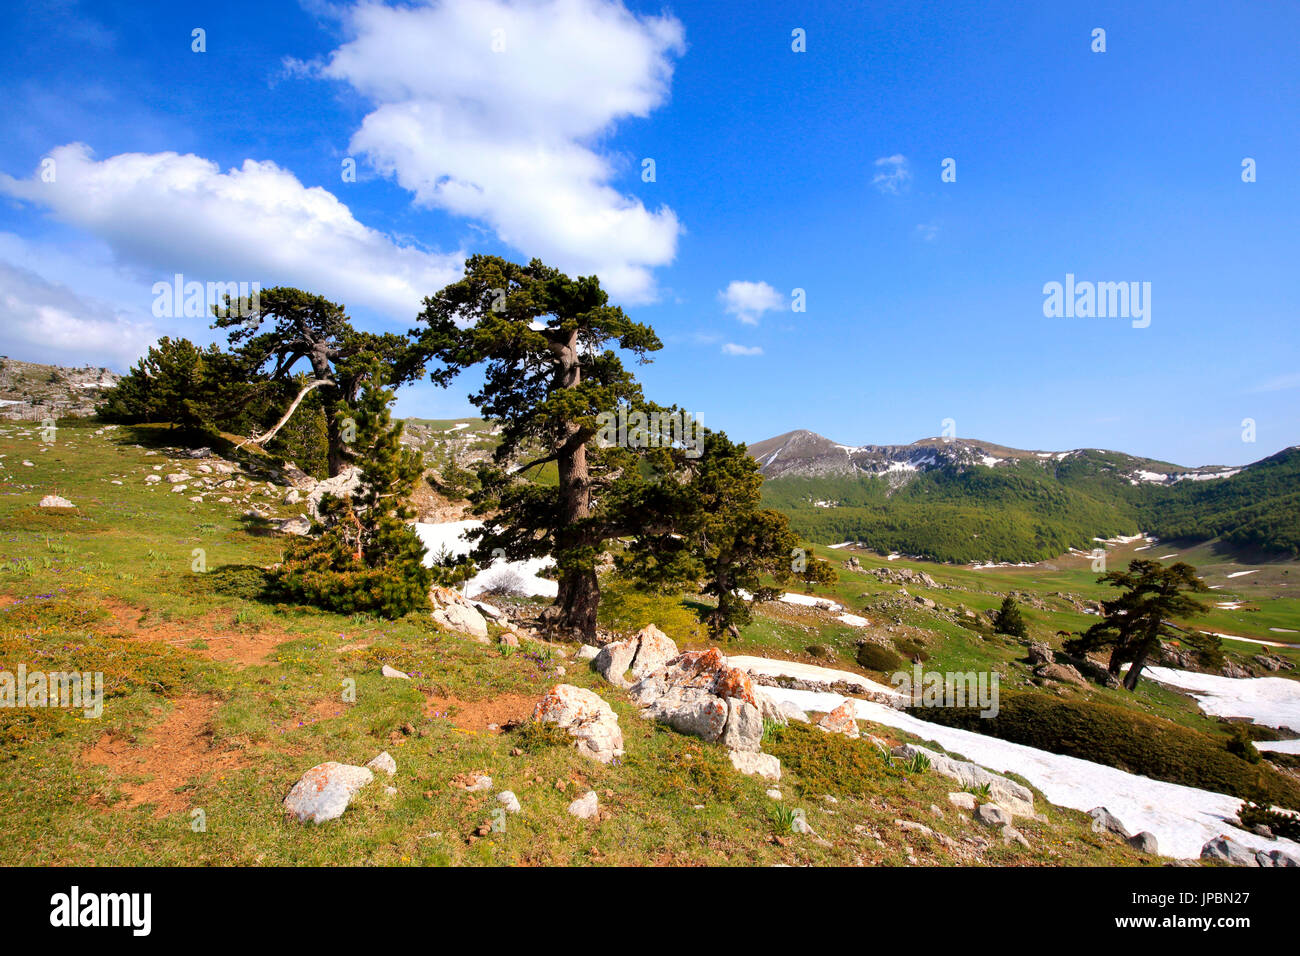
[1238,801,1300,840]
[856,641,902,672]
[765,720,897,797]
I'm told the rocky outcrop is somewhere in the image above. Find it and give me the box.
[628,648,767,752]
[532,684,625,764]
[433,601,489,641]
[593,623,678,688]
[306,467,363,519]
[975,803,1012,828]
[1200,835,1298,867]
[816,699,860,739]
[283,762,374,823]
[38,495,74,508]
[892,743,1036,818]
[1034,662,1088,687]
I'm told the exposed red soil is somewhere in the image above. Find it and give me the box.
[82,696,247,817]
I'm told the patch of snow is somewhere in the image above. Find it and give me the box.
[1175,469,1241,482]
[760,685,1299,861]
[413,520,558,599]
[778,592,843,612]
[727,656,902,699]
[1139,666,1300,730]
[1226,570,1258,579]
[828,541,855,550]
[1202,631,1289,649]
[1255,739,1300,755]
[836,612,870,628]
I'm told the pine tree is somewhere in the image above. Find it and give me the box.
[1064,559,1209,690]
[995,595,1028,638]
[414,256,662,640]
[273,365,431,618]
[618,430,825,640]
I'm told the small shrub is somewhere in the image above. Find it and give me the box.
[765,720,898,797]
[893,637,930,662]
[1238,801,1300,840]
[203,564,271,601]
[511,720,572,753]
[1225,725,1261,764]
[856,642,902,672]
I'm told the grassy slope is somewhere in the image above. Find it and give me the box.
[0,419,1148,866]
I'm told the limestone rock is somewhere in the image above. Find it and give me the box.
[307,467,363,520]
[816,699,860,739]
[433,601,489,641]
[892,743,1035,817]
[381,664,410,679]
[975,803,1013,828]
[1127,831,1159,854]
[593,623,678,688]
[1255,848,1298,867]
[497,790,522,814]
[1200,835,1258,866]
[729,749,781,781]
[532,684,624,763]
[277,515,312,536]
[567,791,599,819]
[628,648,764,751]
[38,495,74,508]
[1089,806,1131,839]
[283,762,374,824]
[365,751,397,776]
[1035,662,1088,687]
[1027,641,1054,665]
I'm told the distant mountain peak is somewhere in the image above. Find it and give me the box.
[748,429,1246,485]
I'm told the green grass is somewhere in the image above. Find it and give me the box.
[0,418,1240,866]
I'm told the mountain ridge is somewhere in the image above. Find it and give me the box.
[753,429,1300,563]
[747,428,1259,484]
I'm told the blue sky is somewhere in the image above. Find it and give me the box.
[0,0,1296,466]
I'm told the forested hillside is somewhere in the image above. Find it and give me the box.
[762,447,1300,564]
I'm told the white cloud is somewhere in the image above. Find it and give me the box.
[719,280,783,324]
[872,154,911,195]
[1251,372,1300,393]
[0,142,464,320]
[914,222,939,241]
[318,0,685,304]
[721,342,762,356]
[0,259,158,368]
